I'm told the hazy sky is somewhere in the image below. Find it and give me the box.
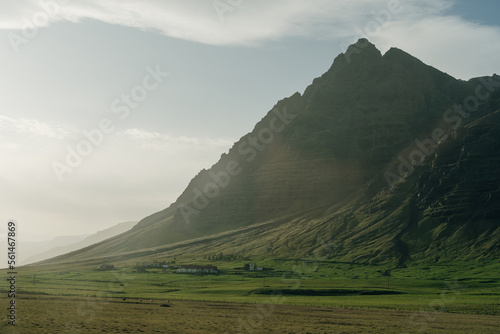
[0,0,499,243]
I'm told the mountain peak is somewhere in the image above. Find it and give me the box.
[341,38,381,64]
[383,46,422,63]
[350,38,377,51]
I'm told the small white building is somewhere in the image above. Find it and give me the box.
[248,263,263,271]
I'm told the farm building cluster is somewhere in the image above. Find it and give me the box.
[176,265,218,274]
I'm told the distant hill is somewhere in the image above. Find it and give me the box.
[24,221,137,265]
[19,234,89,266]
[42,39,500,267]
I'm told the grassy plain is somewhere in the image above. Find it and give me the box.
[1,259,499,333]
[1,295,500,334]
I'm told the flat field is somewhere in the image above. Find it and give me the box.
[1,260,499,333]
[1,295,499,334]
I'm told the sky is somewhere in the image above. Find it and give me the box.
[0,0,499,243]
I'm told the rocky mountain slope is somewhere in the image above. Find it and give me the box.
[41,39,500,266]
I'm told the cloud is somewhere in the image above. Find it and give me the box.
[0,123,235,239]
[119,128,234,151]
[0,115,72,139]
[0,0,455,45]
[367,15,500,79]
[2,0,498,79]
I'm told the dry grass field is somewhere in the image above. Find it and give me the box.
[1,295,499,334]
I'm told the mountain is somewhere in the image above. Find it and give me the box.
[23,221,137,265]
[19,234,90,266]
[41,39,500,267]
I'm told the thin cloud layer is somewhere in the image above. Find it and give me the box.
[0,115,72,139]
[0,122,235,239]
[120,128,235,152]
[371,15,500,79]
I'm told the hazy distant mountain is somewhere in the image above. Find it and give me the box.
[24,221,137,265]
[44,39,500,266]
[20,234,90,266]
